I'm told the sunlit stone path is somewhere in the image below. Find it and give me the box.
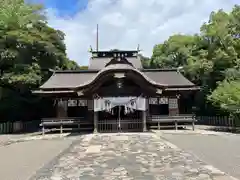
[30,133,236,180]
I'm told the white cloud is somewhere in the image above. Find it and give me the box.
[46,0,236,66]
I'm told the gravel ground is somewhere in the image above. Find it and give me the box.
[159,131,240,179]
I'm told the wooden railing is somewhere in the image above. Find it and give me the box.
[147,114,196,130]
[0,122,13,134]
[0,120,40,134]
[0,116,238,134]
[41,117,93,134]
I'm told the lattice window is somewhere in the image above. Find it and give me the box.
[149,98,158,104]
[159,97,168,104]
[78,99,87,106]
[169,98,178,109]
[68,99,78,107]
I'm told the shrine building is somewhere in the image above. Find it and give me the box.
[34,49,199,133]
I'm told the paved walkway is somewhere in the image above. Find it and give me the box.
[30,133,236,180]
[159,130,240,179]
[0,137,74,180]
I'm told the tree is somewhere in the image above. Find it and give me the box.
[0,0,81,86]
[0,0,45,29]
[149,5,240,115]
[79,65,88,70]
[206,6,240,115]
[151,35,196,68]
[139,54,150,69]
[0,0,79,121]
[208,80,240,115]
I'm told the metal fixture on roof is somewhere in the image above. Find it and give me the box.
[137,44,140,52]
[157,89,162,94]
[92,53,98,57]
[114,73,125,78]
[88,45,93,52]
[177,66,183,72]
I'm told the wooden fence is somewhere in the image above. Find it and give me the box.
[0,120,40,134]
[0,116,239,134]
[148,115,239,129]
[41,117,93,134]
[149,115,196,130]
[196,116,238,127]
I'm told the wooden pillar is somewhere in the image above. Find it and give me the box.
[42,125,45,135]
[192,120,195,131]
[60,123,63,134]
[94,111,98,133]
[57,99,68,118]
[175,120,178,131]
[168,97,179,116]
[56,99,67,134]
[142,98,147,132]
[142,111,147,132]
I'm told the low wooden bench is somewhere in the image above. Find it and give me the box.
[41,117,93,135]
[149,115,196,131]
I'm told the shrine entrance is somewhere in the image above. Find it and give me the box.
[94,96,146,133]
[98,106,142,133]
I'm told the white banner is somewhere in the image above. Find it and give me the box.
[94,97,146,112]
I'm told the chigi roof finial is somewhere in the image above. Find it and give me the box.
[88,45,93,52]
[96,24,99,52]
[137,44,141,52]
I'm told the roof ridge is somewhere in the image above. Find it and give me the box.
[54,68,179,73]
[54,70,99,73]
[141,68,178,72]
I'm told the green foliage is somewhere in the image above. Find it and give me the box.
[149,5,240,115]
[79,66,89,70]
[0,0,45,29]
[151,35,196,68]
[0,0,79,121]
[139,54,150,69]
[209,80,240,114]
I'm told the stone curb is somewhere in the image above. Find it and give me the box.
[0,133,71,147]
[152,129,239,136]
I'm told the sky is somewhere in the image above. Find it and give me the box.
[36,0,238,66]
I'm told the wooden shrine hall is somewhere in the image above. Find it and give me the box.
[34,49,199,134]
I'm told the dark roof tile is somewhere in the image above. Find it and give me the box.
[40,67,195,90]
[143,70,194,87]
[89,57,142,69]
[40,72,96,89]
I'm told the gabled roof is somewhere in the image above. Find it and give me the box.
[39,67,196,90]
[89,50,142,69]
[36,50,199,94]
[89,56,142,69]
[142,69,195,87]
[40,70,97,89]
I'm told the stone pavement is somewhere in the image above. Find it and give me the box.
[30,132,237,180]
